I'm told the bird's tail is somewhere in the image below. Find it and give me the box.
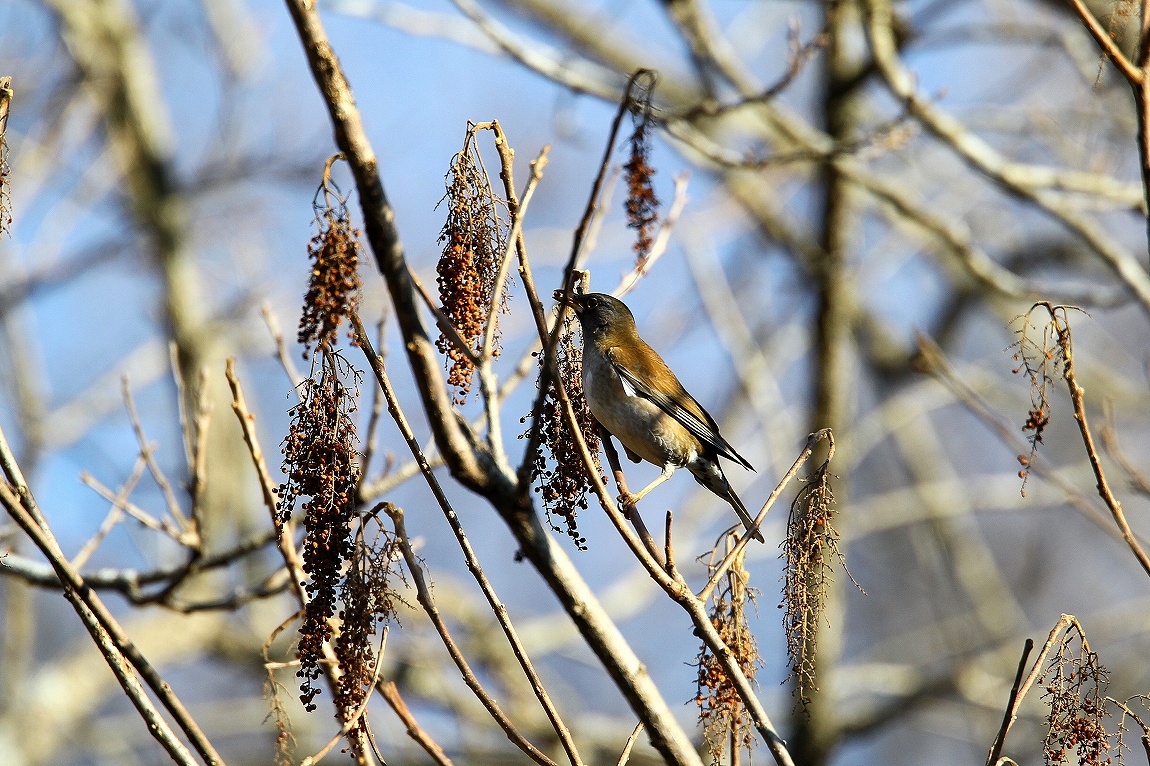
[726,486,765,543]
[689,460,765,543]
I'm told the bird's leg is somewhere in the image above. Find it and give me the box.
[619,464,676,510]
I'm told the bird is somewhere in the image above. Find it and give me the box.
[567,291,764,543]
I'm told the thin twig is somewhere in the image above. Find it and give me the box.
[380,681,455,766]
[617,722,645,766]
[71,458,146,569]
[406,263,482,367]
[598,420,662,563]
[225,359,307,603]
[1100,400,1150,497]
[1045,304,1150,577]
[0,528,280,603]
[260,302,305,393]
[1064,0,1142,82]
[985,638,1034,766]
[358,316,388,498]
[122,375,189,529]
[383,502,561,766]
[170,341,196,474]
[599,424,665,566]
[985,614,1083,763]
[477,123,549,361]
[1108,697,1150,765]
[81,472,184,541]
[188,366,212,529]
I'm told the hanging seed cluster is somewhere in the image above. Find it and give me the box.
[623,78,659,264]
[298,186,362,359]
[1041,626,1112,766]
[780,462,859,708]
[334,523,405,755]
[695,542,760,764]
[436,143,509,404]
[1009,304,1074,496]
[279,358,362,711]
[0,83,11,238]
[523,322,602,549]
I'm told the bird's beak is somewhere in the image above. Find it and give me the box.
[558,290,588,316]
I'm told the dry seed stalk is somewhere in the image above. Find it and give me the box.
[623,72,660,264]
[780,461,860,708]
[1040,622,1112,765]
[436,127,510,403]
[299,156,362,358]
[1,77,13,238]
[1008,304,1084,495]
[695,536,760,764]
[334,517,405,755]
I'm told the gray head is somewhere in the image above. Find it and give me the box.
[569,292,637,343]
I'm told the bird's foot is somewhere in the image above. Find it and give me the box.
[617,493,639,512]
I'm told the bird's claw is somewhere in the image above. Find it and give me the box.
[616,493,638,512]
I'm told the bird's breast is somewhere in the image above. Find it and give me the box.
[581,344,695,468]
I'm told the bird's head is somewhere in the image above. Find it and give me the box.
[568,292,637,344]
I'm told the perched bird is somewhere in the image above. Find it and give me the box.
[568,291,763,542]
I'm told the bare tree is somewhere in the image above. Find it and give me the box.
[3,0,1150,764]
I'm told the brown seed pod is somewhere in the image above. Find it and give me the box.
[298,158,362,358]
[279,354,362,711]
[436,130,510,404]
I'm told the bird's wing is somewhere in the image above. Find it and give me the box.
[607,343,754,471]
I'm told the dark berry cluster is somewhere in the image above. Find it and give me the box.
[436,143,508,403]
[298,196,361,359]
[523,325,602,550]
[279,358,362,711]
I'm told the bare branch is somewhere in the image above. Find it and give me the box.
[383,502,561,766]
[379,681,456,766]
[986,638,1034,766]
[0,424,225,765]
